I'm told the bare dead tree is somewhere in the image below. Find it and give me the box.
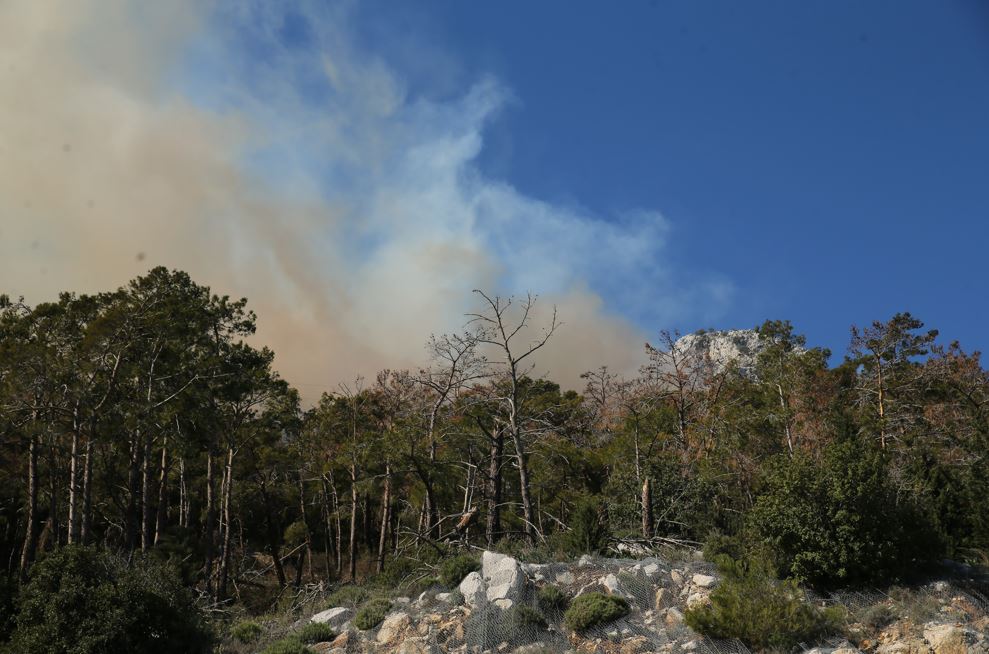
[467,291,559,545]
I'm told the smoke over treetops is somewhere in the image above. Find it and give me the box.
[0,1,732,400]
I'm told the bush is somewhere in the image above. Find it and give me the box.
[563,593,629,632]
[562,498,611,556]
[684,556,842,651]
[298,621,336,644]
[354,598,392,630]
[230,620,264,644]
[537,585,570,613]
[750,438,939,587]
[326,584,370,609]
[260,637,308,654]
[858,603,896,630]
[8,545,214,654]
[439,553,481,588]
[512,604,548,629]
[0,575,17,642]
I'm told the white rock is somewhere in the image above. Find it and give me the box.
[642,563,661,577]
[310,607,353,629]
[600,573,623,595]
[578,554,595,567]
[671,570,684,585]
[459,571,486,608]
[692,574,717,588]
[687,592,709,609]
[435,592,453,603]
[683,640,698,651]
[493,598,514,610]
[482,551,524,605]
[555,571,576,585]
[924,623,974,654]
[376,612,410,645]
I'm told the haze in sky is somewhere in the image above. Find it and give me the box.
[2,0,987,397]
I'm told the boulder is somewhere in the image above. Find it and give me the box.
[482,551,524,606]
[654,587,670,610]
[376,612,411,645]
[599,573,623,595]
[665,607,684,626]
[398,637,439,654]
[620,636,651,654]
[924,624,978,654]
[642,562,662,578]
[876,640,930,654]
[556,571,576,585]
[310,606,353,629]
[459,571,486,608]
[692,574,717,589]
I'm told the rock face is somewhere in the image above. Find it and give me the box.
[459,571,486,608]
[309,606,352,629]
[376,612,410,645]
[482,551,525,608]
[298,550,988,654]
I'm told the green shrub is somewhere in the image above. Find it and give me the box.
[750,438,939,587]
[563,593,629,632]
[260,637,308,654]
[889,586,940,625]
[537,585,570,613]
[512,604,548,629]
[298,621,336,644]
[326,584,370,608]
[684,556,842,651]
[8,545,214,654]
[230,620,264,644]
[439,553,481,588]
[354,598,393,630]
[562,498,612,556]
[0,575,17,642]
[858,603,896,630]
[372,556,422,590]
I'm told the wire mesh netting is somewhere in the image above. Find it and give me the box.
[334,554,989,653]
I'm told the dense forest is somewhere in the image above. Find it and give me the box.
[1,267,987,650]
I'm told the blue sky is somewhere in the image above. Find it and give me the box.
[323,0,989,359]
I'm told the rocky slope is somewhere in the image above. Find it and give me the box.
[296,551,989,654]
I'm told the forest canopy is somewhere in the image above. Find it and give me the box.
[1,268,987,647]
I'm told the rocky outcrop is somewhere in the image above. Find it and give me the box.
[302,550,988,654]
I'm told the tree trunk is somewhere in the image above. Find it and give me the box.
[349,464,358,581]
[216,446,235,600]
[203,452,217,592]
[641,477,654,539]
[80,436,93,544]
[511,429,537,544]
[140,432,154,551]
[19,434,40,580]
[259,475,287,587]
[178,457,188,529]
[320,476,333,582]
[125,432,142,553]
[67,410,81,544]
[296,470,312,583]
[154,439,169,545]
[328,473,342,575]
[485,429,503,546]
[377,464,391,573]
